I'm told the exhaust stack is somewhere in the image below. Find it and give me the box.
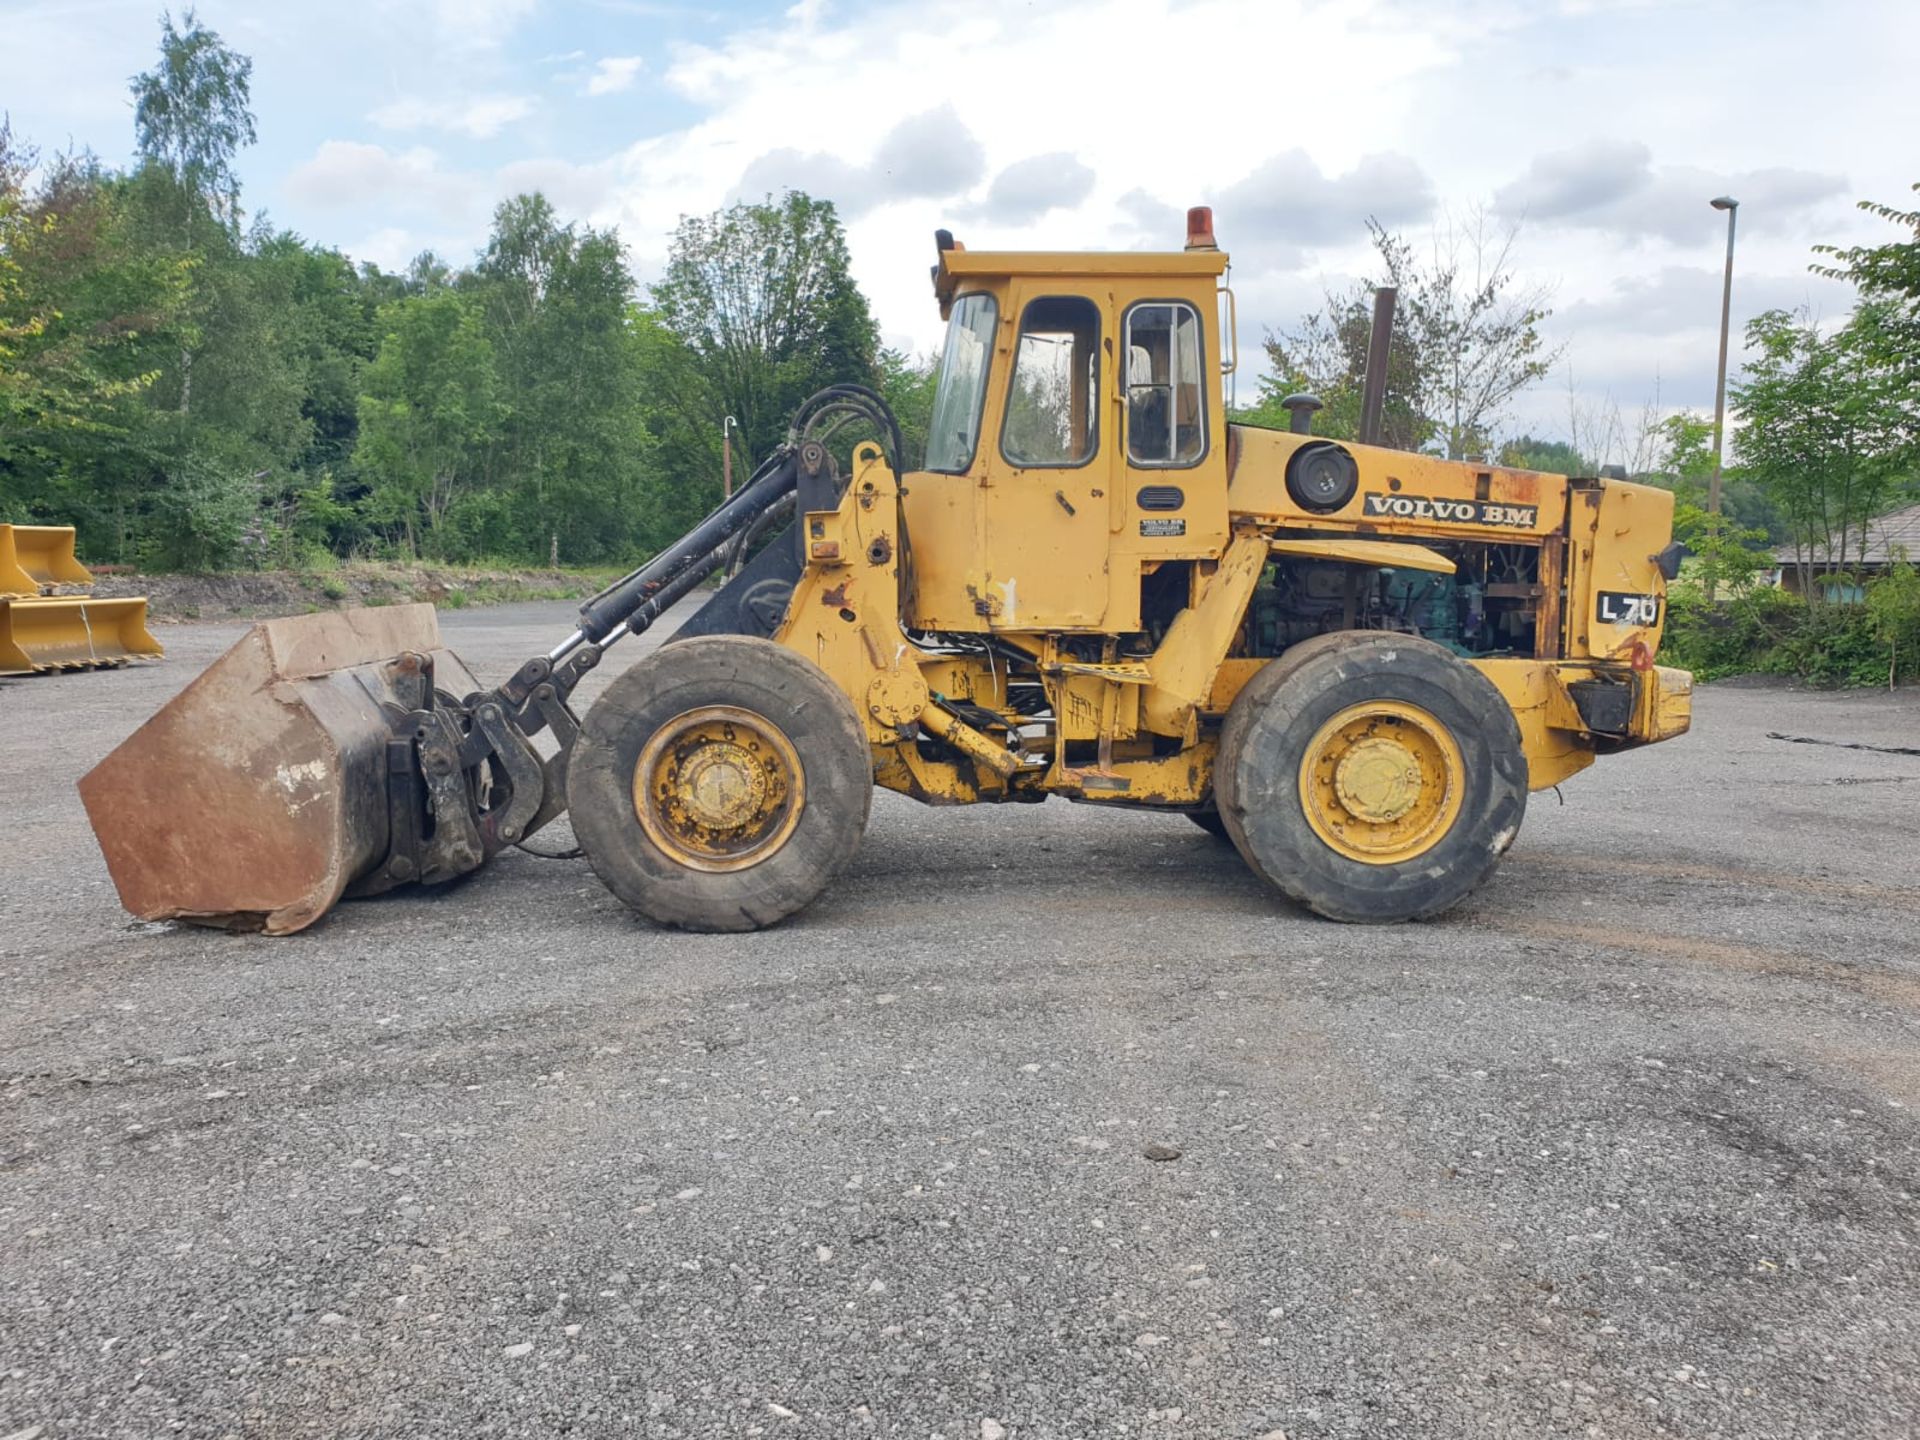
[1358,286,1397,448]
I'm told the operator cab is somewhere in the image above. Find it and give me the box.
[902,217,1234,635]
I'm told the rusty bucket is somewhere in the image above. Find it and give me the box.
[79,604,480,935]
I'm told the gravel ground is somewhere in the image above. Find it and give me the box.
[4,601,1918,1440]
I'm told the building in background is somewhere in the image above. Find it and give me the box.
[1775,500,1920,600]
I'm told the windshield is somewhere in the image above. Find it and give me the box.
[925,293,997,473]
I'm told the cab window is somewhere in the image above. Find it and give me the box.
[925,293,997,473]
[1001,296,1100,468]
[1126,302,1206,466]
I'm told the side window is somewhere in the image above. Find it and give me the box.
[1001,295,1100,468]
[925,293,998,474]
[1126,302,1206,466]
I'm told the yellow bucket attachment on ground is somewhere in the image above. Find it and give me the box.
[0,595,163,674]
[1,523,94,596]
[81,604,479,934]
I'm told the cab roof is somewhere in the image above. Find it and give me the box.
[932,245,1230,312]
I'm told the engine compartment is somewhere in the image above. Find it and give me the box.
[1130,542,1555,665]
[1249,543,1548,659]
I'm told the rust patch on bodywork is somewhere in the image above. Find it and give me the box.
[1495,469,1541,505]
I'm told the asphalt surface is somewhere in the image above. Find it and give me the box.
[4,600,1919,1440]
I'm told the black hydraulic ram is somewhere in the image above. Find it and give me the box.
[546,444,810,666]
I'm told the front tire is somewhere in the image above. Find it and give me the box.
[567,636,872,932]
[1215,633,1528,923]
[1187,809,1232,841]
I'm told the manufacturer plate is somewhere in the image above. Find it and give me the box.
[1361,492,1538,528]
[1139,518,1186,537]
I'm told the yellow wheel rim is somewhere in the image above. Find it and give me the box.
[633,705,806,873]
[1298,700,1465,865]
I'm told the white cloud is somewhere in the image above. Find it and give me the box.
[585,56,646,96]
[1203,150,1435,269]
[345,227,430,275]
[599,0,1469,356]
[735,105,985,216]
[1494,141,1848,244]
[969,153,1097,225]
[285,140,635,244]
[284,142,481,222]
[370,94,536,140]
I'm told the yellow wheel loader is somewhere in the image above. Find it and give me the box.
[81,210,1693,935]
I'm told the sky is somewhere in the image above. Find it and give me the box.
[5,0,1916,453]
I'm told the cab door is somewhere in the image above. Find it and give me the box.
[977,286,1113,631]
[1117,295,1229,567]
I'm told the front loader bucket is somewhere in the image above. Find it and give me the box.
[79,604,480,935]
[0,596,163,673]
[1,523,93,596]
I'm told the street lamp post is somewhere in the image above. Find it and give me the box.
[722,415,739,499]
[1708,196,1739,519]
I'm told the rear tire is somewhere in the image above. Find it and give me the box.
[1216,633,1527,923]
[567,636,872,932]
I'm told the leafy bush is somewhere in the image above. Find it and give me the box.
[1663,563,1920,686]
[142,456,258,571]
[1867,559,1920,682]
[1663,585,1804,680]
[1768,605,1890,687]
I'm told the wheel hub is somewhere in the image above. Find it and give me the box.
[1333,736,1422,823]
[676,741,768,829]
[632,705,805,872]
[1299,700,1466,864]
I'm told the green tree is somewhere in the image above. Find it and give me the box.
[1734,308,1906,599]
[118,8,298,568]
[1865,559,1920,685]
[650,192,879,483]
[1811,184,1920,507]
[0,136,190,554]
[1247,251,1431,450]
[1813,182,1920,379]
[129,7,256,417]
[353,289,503,556]
[1496,435,1589,474]
[1414,210,1561,459]
[1632,413,1773,594]
[877,347,937,469]
[130,8,256,238]
[469,193,656,563]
